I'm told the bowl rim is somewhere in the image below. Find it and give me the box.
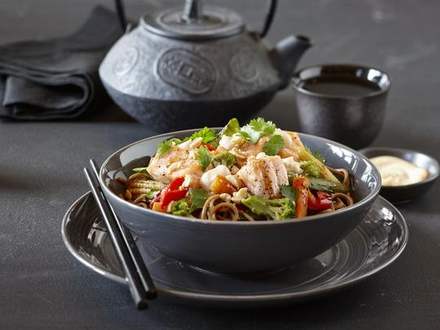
[99,129,382,226]
[291,63,391,100]
[359,146,440,189]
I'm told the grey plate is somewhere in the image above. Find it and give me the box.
[62,192,408,308]
[100,130,381,273]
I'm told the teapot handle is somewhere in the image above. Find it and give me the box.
[260,0,278,38]
[114,0,278,37]
[114,0,128,31]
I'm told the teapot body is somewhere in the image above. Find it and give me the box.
[99,23,282,130]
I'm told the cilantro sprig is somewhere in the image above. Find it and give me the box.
[156,127,217,157]
[249,118,276,136]
[189,188,208,210]
[188,127,217,144]
[263,134,284,156]
[157,118,280,157]
[157,138,182,156]
[239,117,277,144]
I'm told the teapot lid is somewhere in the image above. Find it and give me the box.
[142,0,244,40]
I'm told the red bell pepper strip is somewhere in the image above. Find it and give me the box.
[159,177,188,209]
[161,189,188,209]
[308,191,332,212]
[293,177,309,218]
[167,177,185,191]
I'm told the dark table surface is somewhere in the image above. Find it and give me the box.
[1,0,439,329]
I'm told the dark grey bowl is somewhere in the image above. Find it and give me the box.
[99,130,381,274]
[292,64,391,149]
[359,147,439,204]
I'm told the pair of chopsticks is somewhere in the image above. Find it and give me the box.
[83,159,156,309]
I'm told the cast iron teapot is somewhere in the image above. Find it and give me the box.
[100,0,311,131]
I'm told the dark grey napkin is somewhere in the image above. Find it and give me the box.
[0,6,123,120]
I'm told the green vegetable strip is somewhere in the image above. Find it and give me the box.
[280,185,296,201]
[197,146,212,170]
[301,161,321,178]
[308,177,348,193]
[298,147,340,184]
[221,118,240,136]
[132,167,150,173]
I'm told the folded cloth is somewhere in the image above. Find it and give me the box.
[0,6,123,120]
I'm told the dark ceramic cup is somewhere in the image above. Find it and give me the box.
[99,129,381,274]
[292,64,391,149]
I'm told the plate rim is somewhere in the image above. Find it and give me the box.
[61,193,409,303]
[61,193,128,285]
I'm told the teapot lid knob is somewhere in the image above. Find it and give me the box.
[141,0,243,40]
[182,0,203,22]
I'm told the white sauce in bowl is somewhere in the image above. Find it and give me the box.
[370,156,428,186]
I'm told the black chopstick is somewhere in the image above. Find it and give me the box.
[83,161,156,309]
[88,159,157,296]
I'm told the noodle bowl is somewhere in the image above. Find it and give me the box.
[99,126,381,273]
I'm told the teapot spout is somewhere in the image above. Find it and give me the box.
[271,35,312,88]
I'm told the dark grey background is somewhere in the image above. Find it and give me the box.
[1,0,439,329]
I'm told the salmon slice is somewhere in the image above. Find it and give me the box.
[146,138,203,185]
[237,153,288,198]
